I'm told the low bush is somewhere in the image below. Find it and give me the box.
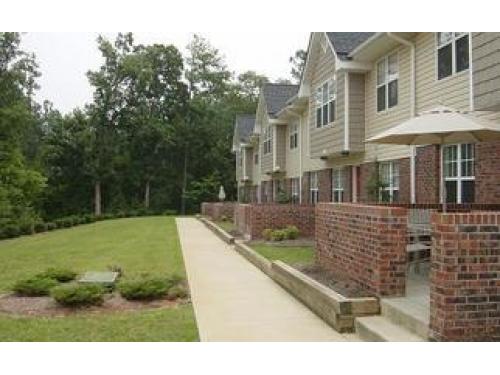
[46,222,57,231]
[19,222,35,235]
[38,267,77,282]
[51,283,105,307]
[54,218,66,228]
[13,276,59,296]
[220,215,228,222]
[163,209,177,216]
[270,229,286,241]
[118,276,177,301]
[167,284,188,300]
[283,225,300,240]
[262,228,273,241]
[1,224,20,239]
[34,222,48,233]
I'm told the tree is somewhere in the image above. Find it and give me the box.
[289,49,307,83]
[236,71,268,101]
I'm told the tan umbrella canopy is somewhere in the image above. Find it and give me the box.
[366,106,500,146]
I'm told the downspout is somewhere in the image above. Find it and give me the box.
[469,32,474,111]
[387,33,416,204]
[344,72,350,152]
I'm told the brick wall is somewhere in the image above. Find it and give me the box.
[315,203,408,297]
[398,158,411,204]
[302,172,310,204]
[476,140,500,204]
[234,203,315,239]
[200,202,235,220]
[318,168,332,202]
[416,145,441,204]
[430,211,500,341]
[359,162,376,203]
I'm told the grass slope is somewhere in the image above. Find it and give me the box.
[0,216,198,341]
[250,244,314,266]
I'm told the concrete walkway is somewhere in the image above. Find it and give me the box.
[176,217,354,342]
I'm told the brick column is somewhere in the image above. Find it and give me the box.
[318,168,332,202]
[302,172,310,204]
[416,145,441,204]
[476,140,500,204]
[430,212,500,341]
[316,203,408,297]
[359,162,376,203]
[343,166,352,202]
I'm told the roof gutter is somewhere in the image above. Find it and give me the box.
[386,32,417,204]
[348,32,384,58]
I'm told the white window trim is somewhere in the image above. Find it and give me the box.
[379,161,399,203]
[289,121,299,150]
[435,32,470,81]
[315,77,336,129]
[291,177,300,203]
[263,124,272,155]
[332,168,344,203]
[376,51,399,113]
[309,171,319,204]
[442,143,475,204]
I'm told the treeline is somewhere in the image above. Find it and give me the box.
[0,32,282,231]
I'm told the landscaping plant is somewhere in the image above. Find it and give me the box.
[118,276,180,301]
[167,285,189,300]
[38,268,77,283]
[13,277,59,296]
[51,283,105,307]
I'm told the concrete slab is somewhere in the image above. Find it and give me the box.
[176,217,354,342]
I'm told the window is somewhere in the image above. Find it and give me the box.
[254,152,259,165]
[377,52,399,112]
[309,172,319,204]
[379,161,399,202]
[316,78,336,128]
[263,125,273,154]
[443,144,475,203]
[291,178,300,204]
[437,32,469,80]
[332,168,345,203]
[289,121,299,149]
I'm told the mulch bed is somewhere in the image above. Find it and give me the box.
[0,293,190,317]
[296,264,374,299]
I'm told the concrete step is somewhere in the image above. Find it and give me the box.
[381,299,430,339]
[355,316,425,342]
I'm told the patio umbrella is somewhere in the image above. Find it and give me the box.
[218,185,226,202]
[366,106,500,145]
[365,106,500,210]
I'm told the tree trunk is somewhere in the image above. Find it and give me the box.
[94,180,101,216]
[181,147,188,215]
[144,179,150,209]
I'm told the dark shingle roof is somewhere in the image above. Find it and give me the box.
[326,32,376,60]
[234,114,256,144]
[262,83,299,117]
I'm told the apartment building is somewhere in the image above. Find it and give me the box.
[234,32,500,206]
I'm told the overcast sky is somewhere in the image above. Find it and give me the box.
[21,32,309,114]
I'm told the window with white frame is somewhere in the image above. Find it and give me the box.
[309,172,319,204]
[289,121,298,149]
[377,52,399,112]
[315,78,336,128]
[263,125,272,154]
[291,178,300,204]
[254,152,259,165]
[443,144,475,203]
[437,33,469,80]
[379,161,399,202]
[332,168,345,203]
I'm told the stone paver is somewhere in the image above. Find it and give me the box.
[176,217,354,342]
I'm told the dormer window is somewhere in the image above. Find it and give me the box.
[315,78,336,128]
[437,33,469,80]
[377,52,398,112]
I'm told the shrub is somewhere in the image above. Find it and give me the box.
[220,215,228,222]
[118,277,176,301]
[46,222,57,231]
[38,267,77,282]
[19,222,35,235]
[262,228,273,241]
[2,224,20,239]
[54,218,65,228]
[13,277,59,296]
[34,222,48,233]
[163,209,177,216]
[51,283,105,307]
[167,285,189,300]
[107,264,124,277]
[283,225,300,240]
[102,213,114,220]
[270,229,286,241]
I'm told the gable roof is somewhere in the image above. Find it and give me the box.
[326,32,375,60]
[233,114,256,147]
[262,83,299,118]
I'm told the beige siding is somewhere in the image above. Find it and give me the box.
[235,150,242,182]
[285,118,301,177]
[364,43,412,162]
[301,109,326,172]
[251,146,261,184]
[244,147,253,180]
[260,116,273,174]
[275,125,286,171]
[348,73,365,154]
[473,32,500,111]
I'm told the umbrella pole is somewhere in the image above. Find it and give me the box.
[440,144,447,213]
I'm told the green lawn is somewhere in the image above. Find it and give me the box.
[250,244,315,266]
[214,219,235,234]
[0,216,199,341]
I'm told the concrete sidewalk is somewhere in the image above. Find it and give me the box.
[176,217,354,342]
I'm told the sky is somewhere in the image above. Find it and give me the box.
[21,32,309,114]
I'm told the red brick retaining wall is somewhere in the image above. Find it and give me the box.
[430,211,500,341]
[233,203,315,240]
[315,203,408,297]
[201,202,235,220]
